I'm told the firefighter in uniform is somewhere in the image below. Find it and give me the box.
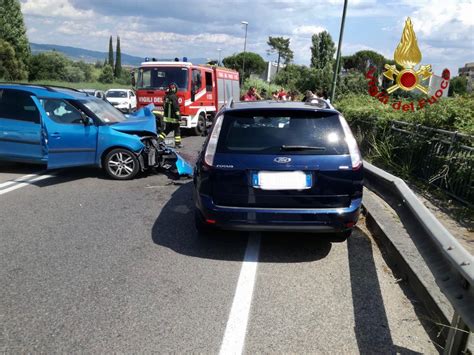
[159,82,182,148]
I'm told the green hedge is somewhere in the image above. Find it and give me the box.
[334,93,474,135]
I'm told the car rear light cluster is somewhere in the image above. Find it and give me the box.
[339,115,362,170]
[204,115,224,166]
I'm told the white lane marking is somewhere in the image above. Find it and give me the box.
[220,233,261,355]
[0,172,46,189]
[0,172,55,195]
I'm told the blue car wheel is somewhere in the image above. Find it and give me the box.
[104,148,139,180]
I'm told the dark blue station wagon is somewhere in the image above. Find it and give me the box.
[193,100,363,241]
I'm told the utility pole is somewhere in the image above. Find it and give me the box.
[330,0,348,102]
[217,48,222,66]
[241,21,248,84]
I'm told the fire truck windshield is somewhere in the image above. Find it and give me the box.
[137,67,188,91]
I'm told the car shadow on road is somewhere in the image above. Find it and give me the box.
[348,229,425,354]
[151,182,332,263]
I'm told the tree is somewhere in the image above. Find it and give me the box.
[99,64,114,83]
[341,50,390,73]
[114,36,122,78]
[0,0,30,79]
[267,37,294,73]
[222,52,266,81]
[0,39,27,80]
[448,76,468,96]
[108,36,114,67]
[310,31,336,70]
[29,51,69,81]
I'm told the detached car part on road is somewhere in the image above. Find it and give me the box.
[0,84,193,180]
[194,100,363,240]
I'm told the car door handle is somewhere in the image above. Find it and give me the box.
[50,132,61,138]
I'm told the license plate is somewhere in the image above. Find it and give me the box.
[253,171,312,190]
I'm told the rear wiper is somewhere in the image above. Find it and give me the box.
[281,145,326,151]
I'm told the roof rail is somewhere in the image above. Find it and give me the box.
[0,82,83,93]
[43,85,83,93]
[225,97,234,109]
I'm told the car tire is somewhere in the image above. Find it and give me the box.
[330,230,352,242]
[195,209,216,235]
[128,104,132,113]
[103,148,139,180]
[194,113,206,136]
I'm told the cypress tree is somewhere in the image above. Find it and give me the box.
[114,36,122,78]
[0,0,30,79]
[108,36,114,69]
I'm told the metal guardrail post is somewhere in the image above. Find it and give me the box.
[443,312,470,355]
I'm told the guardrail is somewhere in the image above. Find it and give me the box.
[351,119,473,206]
[363,161,474,354]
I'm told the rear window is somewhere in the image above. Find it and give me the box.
[216,110,349,155]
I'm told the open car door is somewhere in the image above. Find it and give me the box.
[38,98,99,169]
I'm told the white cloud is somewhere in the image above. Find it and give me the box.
[22,0,93,19]
[292,25,326,36]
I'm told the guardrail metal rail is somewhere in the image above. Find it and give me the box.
[364,161,473,354]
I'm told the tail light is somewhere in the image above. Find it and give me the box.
[204,115,224,166]
[339,115,362,170]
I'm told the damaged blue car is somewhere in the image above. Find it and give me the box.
[0,84,193,180]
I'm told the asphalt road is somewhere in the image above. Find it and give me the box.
[0,136,439,353]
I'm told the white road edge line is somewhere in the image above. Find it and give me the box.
[219,232,261,355]
[0,173,55,195]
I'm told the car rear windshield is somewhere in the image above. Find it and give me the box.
[106,90,127,98]
[216,109,349,155]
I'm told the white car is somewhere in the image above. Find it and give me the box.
[105,89,137,113]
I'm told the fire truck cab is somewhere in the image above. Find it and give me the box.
[134,61,240,136]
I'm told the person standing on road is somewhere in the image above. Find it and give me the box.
[159,82,182,148]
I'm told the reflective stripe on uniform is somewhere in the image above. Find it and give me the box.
[175,136,182,142]
[163,117,178,123]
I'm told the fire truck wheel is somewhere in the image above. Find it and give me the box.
[195,113,206,136]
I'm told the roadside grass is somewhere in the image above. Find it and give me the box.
[1,80,130,91]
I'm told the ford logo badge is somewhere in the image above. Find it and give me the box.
[274,157,291,164]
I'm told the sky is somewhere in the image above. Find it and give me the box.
[20,0,474,75]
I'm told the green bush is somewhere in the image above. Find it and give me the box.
[242,77,280,99]
[335,93,474,134]
[98,65,114,84]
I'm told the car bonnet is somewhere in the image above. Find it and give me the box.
[109,105,156,135]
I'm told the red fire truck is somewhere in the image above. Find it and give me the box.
[134,61,240,136]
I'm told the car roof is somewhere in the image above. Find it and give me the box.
[0,83,92,100]
[106,88,128,92]
[224,100,338,114]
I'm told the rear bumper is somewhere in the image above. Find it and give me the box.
[195,193,362,233]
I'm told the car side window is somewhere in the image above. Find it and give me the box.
[130,91,135,97]
[0,89,40,124]
[41,99,84,124]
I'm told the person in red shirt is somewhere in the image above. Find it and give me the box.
[242,86,262,101]
[277,88,287,101]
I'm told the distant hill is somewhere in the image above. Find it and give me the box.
[30,43,209,67]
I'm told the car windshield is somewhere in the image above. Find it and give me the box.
[106,90,127,98]
[216,110,349,155]
[81,99,126,123]
[137,67,188,91]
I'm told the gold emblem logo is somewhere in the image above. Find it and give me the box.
[383,18,433,94]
